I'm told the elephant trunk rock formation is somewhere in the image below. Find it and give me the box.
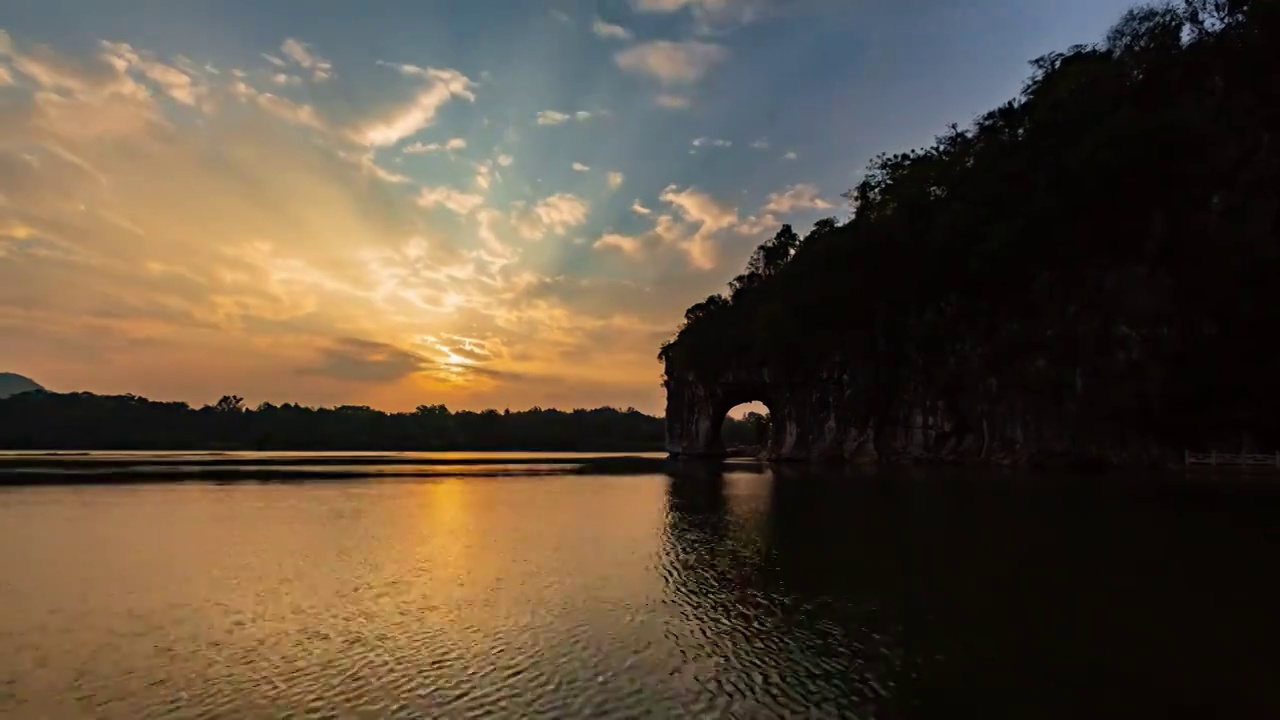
[663,358,1180,468]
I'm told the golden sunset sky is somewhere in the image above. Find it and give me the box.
[0,0,1133,412]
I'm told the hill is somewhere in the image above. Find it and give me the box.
[0,373,44,399]
[661,0,1280,464]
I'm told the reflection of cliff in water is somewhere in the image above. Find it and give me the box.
[659,461,907,717]
[662,463,1280,717]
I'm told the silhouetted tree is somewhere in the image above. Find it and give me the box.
[213,395,245,413]
[0,392,667,451]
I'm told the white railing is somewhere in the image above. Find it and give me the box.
[1184,450,1280,468]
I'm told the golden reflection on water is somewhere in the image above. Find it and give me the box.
[4,465,1280,717]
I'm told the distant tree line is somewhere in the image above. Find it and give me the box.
[661,0,1280,450]
[0,390,765,451]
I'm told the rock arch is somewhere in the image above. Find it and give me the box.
[663,361,881,462]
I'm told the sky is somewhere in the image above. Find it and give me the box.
[0,0,1137,413]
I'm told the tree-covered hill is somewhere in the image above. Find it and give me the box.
[661,0,1280,453]
[0,390,764,451]
[0,373,43,399]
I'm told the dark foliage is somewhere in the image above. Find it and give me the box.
[0,389,766,452]
[661,0,1280,449]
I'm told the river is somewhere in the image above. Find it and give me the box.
[1,453,1278,718]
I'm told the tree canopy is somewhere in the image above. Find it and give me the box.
[661,0,1280,448]
[0,389,766,451]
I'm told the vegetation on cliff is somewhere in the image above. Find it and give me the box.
[661,0,1280,449]
[0,389,763,451]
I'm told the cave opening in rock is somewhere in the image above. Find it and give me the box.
[718,400,772,456]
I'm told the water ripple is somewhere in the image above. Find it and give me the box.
[2,468,1280,717]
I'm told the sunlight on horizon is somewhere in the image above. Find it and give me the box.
[0,0,1138,413]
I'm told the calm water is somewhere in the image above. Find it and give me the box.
[2,456,1279,718]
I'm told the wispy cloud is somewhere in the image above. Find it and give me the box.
[692,136,731,148]
[594,233,644,258]
[592,17,634,41]
[762,183,832,213]
[597,185,743,269]
[0,21,819,414]
[536,109,601,125]
[279,38,333,81]
[229,80,326,130]
[537,110,572,125]
[614,40,728,85]
[354,63,476,147]
[782,150,798,160]
[750,138,770,150]
[511,194,590,240]
[629,0,771,34]
[416,186,486,214]
[655,94,692,110]
[403,137,467,154]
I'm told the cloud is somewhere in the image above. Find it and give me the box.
[750,138,770,150]
[537,109,600,126]
[416,186,486,214]
[97,42,203,106]
[614,40,728,85]
[660,185,738,231]
[782,150,798,160]
[536,110,570,125]
[572,162,590,172]
[346,150,412,184]
[734,212,781,236]
[629,0,771,34]
[0,27,701,414]
[0,36,152,105]
[593,233,644,258]
[606,171,625,190]
[762,183,832,213]
[403,137,467,154]
[473,159,497,190]
[654,94,692,110]
[597,185,742,268]
[692,136,731,148]
[228,80,326,130]
[550,9,572,24]
[302,337,431,382]
[302,336,517,386]
[262,54,287,67]
[271,73,301,87]
[250,92,324,130]
[592,18,634,41]
[279,38,333,81]
[353,64,476,147]
[510,194,590,240]
[496,154,513,166]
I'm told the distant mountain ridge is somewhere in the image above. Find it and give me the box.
[0,373,44,399]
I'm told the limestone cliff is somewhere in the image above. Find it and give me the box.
[663,355,1180,467]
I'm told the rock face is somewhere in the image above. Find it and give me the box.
[663,357,1181,468]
